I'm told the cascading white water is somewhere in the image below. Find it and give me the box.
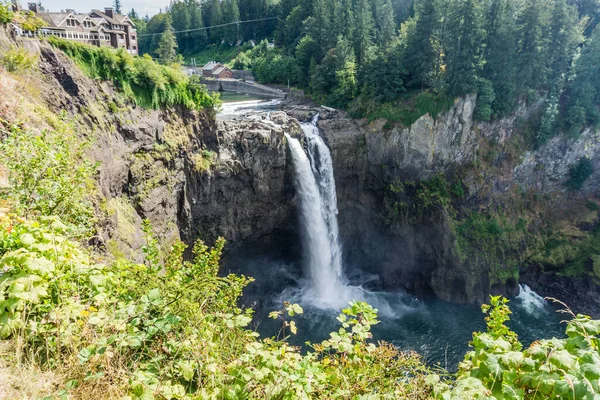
[285,115,410,314]
[284,115,358,309]
[516,284,548,314]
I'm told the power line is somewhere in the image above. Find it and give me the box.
[138,16,282,37]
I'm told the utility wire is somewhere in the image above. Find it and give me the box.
[138,16,282,37]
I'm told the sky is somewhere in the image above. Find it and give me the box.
[33,0,164,18]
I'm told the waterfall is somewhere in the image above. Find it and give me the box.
[516,284,548,314]
[284,115,353,308]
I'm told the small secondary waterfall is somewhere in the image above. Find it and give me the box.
[285,115,352,308]
[516,284,548,314]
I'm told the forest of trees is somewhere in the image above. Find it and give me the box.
[134,0,600,142]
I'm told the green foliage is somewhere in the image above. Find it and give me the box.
[567,157,594,191]
[444,0,485,97]
[0,212,433,398]
[455,212,524,284]
[48,37,218,111]
[155,16,178,64]
[12,9,44,31]
[360,91,454,127]
[432,296,600,400]
[0,120,97,237]
[473,78,495,121]
[0,46,37,73]
[0,2,13,24]
[565,25,600,135]
[253,51,300,85]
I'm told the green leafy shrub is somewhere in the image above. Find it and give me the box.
[12,9,44,31]
[0,213,432,398]
[0,46,37,72]
[48,37,218,111]
[0,120,97,236]
[567,157,594,191]
[432,296,600,399]
[0,1,13,24]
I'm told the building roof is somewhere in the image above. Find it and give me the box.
[90,9,134,27]
[36,12,70,28]
[213,66,226,75]
[203,61,219,71]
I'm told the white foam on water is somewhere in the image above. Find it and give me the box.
[516,284,548,314]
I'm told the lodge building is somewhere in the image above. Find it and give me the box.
[11,2,138,55]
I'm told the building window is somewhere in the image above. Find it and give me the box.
[132,45,137,50]
[131,35,136,40]
[66,18,76,27]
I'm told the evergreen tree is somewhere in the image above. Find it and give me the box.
[156,17,178,64]
[128,8,138,19]
[444,0,484,96]
[280,5,307,49]
[332,36,359,107]
[482,0,518,116]
[209,0,223,42]
[403,0,438,88]
[332,0,354,41]
[547,0,581,92]
[187,0,207,50]
[516,0,549,91]
[170,1,191,51]
[565,25,600,134]
[353,0,376,64]
[372,0,397,48]
[138,12,169,55]
[224,0,241,43]
[305,0,333,56]
[113,0,122,14]
[296,35,319,86]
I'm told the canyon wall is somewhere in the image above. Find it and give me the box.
[4,28,599,307]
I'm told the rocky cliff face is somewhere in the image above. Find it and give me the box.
[316,95,600,305]
[0,30,299,264]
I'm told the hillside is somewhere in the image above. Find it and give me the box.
[2,4,600,399]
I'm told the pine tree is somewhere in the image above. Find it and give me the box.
[224,0,240,43]
[353,0,376,64]
[517,0,550,91]
[482,0,518,116]
[403,0,439,88]
[332,0,354,41]
[113,0,122,14]
[170,1,191,51]
[305,0,333,56]
[444,0,485,96]
[547,0,581,93]
[372,0,397,48]
[565,25,600,134]
[156,17,178,64]
[209,0,223,42]
[187,0,206,49]
[332,35,358,107]
[128,8,138,19]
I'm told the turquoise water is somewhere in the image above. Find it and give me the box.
[252,286,565,370]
